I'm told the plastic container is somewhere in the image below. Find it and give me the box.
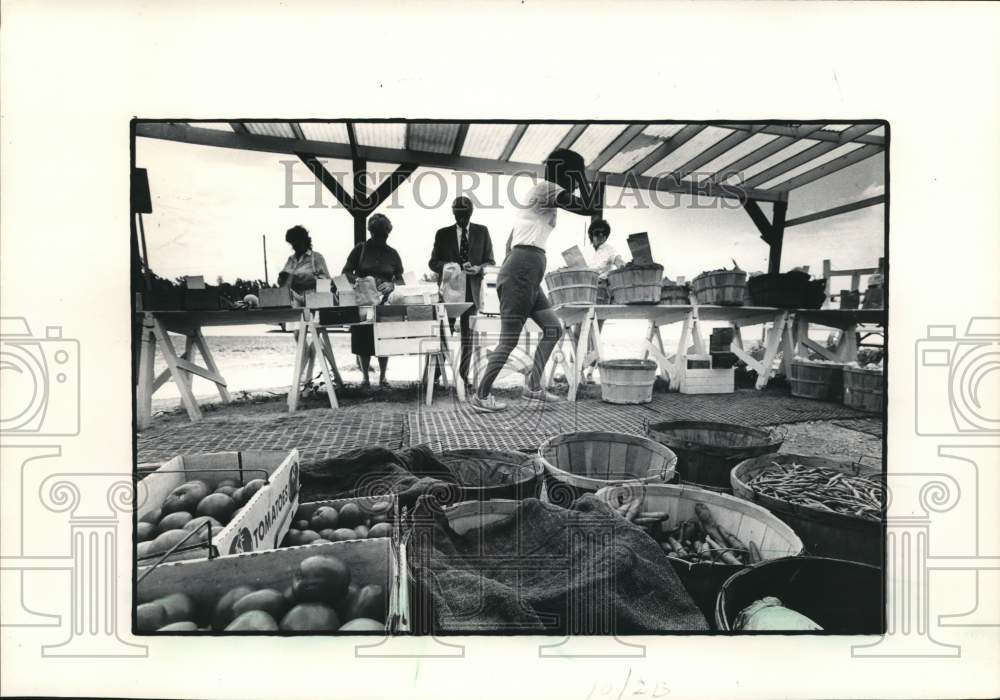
[598,359,657,404]
[730,452,882,566]
[538,431,677,507]
[715,556,882,633]
[645,420,784,492]
[789,360,844,401]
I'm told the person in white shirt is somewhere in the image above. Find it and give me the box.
[277,225,331,305]
[587,218,625,279]
[471,148,599,413]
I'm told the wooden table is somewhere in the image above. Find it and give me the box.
[783,308,886,364]
[551,304,791,400]
[135,308,307,429]
[296,303,473,409]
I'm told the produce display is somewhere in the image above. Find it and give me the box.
[139,553,387,632]
[281,498,393,547]
[615,499,762,566]
[137,477,268,560]
[745,461,883,520]
[734,596,823,631]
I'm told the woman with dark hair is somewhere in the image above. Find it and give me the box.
[587,218,625,279]
[342,213,405,390]
[471,148,599,413]
[277,225,331,304]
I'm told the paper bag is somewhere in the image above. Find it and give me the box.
[440,262,467,303]
[355,276,381,306]
[562,245,588,269]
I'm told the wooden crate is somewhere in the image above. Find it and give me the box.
[305,291,335,308]
[680,355,734,394]
[406,304,436,321]
[259,287,293,308]
[373,320,443,356]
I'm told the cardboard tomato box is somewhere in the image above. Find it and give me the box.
[137,538,406,634]
[283,494,398,546]
[136,449,300,563]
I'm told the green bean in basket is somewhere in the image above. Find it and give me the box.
[746,462,883,521]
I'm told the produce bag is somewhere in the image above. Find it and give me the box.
[407,494,710,634]
[735,596,823,631]
[355,276,381,305]
[440,263,467,303]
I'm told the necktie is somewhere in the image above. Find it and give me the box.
[460,226,470,264]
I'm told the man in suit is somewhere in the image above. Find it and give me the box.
[429,196,495,388]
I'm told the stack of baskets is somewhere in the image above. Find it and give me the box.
[544,268,599,306]
[691,268,747,306]
[608,264,664,304]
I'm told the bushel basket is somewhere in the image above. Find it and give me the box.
[598,359,657,404]
[544,268,598,307]
[843,366,884,413]
[746,271,819,309]
[789,360,844,401]
[691,269,747,306]
[436,449,544,501]
[608,264,664,304]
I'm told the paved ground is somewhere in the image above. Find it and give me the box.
[137,382,883,466]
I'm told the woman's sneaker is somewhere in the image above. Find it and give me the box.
[523,387,562,402]
[470,394,507,413]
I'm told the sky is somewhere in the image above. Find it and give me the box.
[136,133,885,287]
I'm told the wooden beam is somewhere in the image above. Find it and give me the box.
[768,200,787,274]
[353,157,368,245]
[766,144,884,192]
[632,124,707,176]
[296,153,356,210]
[346,121,359,161]
[365,162,419,212]
[785,194,885,227]
[721,123,885,146]
[499,124,528,161]
[289,122,305,141]
[229,122,248,134]
[556,123,587,150]
[136,122,787,202]
[588,123,646,172]
[669,126,764,181]
[451,123,469,155]
[744,199,776,243]
[706,125,826,184]
[403,123,411,151]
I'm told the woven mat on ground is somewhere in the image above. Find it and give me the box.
[406,495,709,634]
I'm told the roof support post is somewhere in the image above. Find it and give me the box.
[353,157,368,246]
[744,198,788,274]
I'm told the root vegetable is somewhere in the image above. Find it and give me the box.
[694,503,727,544]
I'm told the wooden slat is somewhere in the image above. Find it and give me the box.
[632,124,707,176]
[721,123,885,146]
[137,123,786,202]
[589,123,646,172]
[743,124,885,188]
[766,144,884,192]
[451,123,469,155]
[556,123,587,150]
[669,127,763,180]
[499,124,529,161]
[374,320,439,339]
[705,125,826,184]
[608,441,629,479]
[289,122,306,141]
[785,194,885,227]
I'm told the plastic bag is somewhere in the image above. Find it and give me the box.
[735,596,822,631]
[355,276,381,306]
[440,263,467,303]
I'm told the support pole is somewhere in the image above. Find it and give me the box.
[353,157,368,245]
[768,200,787,274]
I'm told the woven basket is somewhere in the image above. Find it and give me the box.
[843,367,883,413]
[598,359,657,404]
[660,284,690,305]
[544,268,598,306]
[596,278,610,305]
[691,270,747,306]
[608,265,663,304]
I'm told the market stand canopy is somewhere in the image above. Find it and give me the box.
[134,121,886,272]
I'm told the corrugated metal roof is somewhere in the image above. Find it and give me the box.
[737,138,822,181]
[298,122,350,143]
[408,123,461,154]
[756,142,866,188]
[509,124,573,163]
[460,123,520,159]
[354,123,406,149]
[573,124,630,165]
[244,122,296,139]
[184,122,233,132]
[640,126,734,176]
